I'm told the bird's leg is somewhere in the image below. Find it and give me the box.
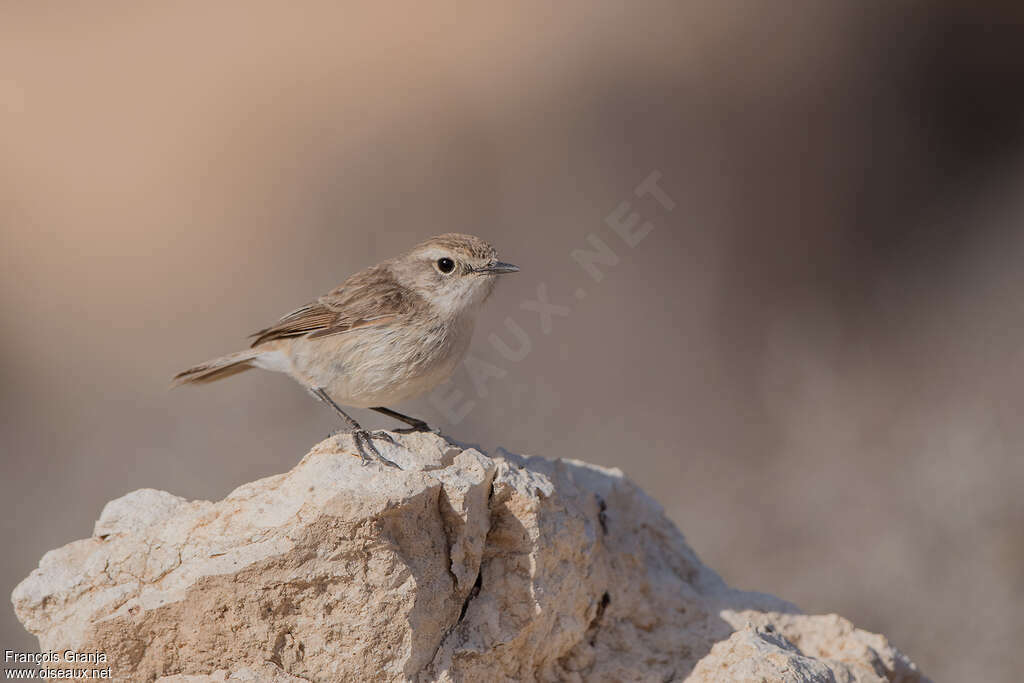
[311,388,399,468]
[370,406,435,433]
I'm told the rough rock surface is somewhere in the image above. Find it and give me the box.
[12,432,927,682]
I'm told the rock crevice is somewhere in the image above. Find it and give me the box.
[12,432,927,682]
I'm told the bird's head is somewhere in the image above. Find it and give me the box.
[392,233,519,317]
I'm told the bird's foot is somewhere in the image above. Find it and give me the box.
[333,429,401,468]
[355,430,401,468]
[370,430,397,444]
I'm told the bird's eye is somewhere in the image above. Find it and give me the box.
[436,257,455,273]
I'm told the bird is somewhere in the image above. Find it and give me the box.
[172,233,519,467]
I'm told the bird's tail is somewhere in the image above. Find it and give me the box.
[171,349,260,387]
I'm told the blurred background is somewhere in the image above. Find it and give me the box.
[3,1,1023,679]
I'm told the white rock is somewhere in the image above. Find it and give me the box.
[11,432,928,682]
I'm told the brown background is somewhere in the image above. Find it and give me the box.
[3,2,1024,680]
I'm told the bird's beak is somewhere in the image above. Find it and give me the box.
[477,261,520,274]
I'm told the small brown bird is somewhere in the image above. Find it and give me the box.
[173,233,519,467]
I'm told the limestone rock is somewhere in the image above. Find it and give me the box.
[157,662,307,682]
[11,432,927,682]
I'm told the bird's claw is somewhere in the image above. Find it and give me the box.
[370,430,398,445]
[353,429,401,469]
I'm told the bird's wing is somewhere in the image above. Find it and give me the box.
[249,265,420,347]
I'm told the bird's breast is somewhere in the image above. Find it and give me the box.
[286,316,474,407]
